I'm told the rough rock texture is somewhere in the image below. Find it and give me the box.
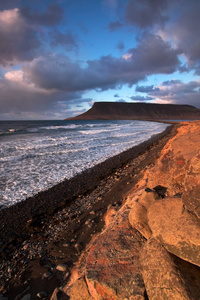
[52,121,200,300]
[65,208,146,300]
[145,121,200,219]
[140,238,191,300]
[85,210,146,300]
[66,277,93,300]
[148,197,200,267]
[129,202,151,239]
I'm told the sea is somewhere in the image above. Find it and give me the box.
[0,120,169,208]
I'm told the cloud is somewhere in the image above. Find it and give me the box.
[130,95,154,101]
[147,80,200,108]
[23,54,84,92]
[127,33,181,74]
[20,3,64,27]
[50,30,79,52]
[114,93,120,97]
[116,41,125,51]
[0,4,64,66]
[23,33,180,93]
[107,21,123,31]
[0,8,41,65]
[158,0,200,74]
[136,85,160,92]
[116,99,126,102]
[0,0,21,10]
[161,79,181,86]
[0,69,84,119]
[78,22,89,34]
[125,0,170,29]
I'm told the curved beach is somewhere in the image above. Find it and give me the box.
[0,123,176,299]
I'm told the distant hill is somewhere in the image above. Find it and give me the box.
[66,102,200,120]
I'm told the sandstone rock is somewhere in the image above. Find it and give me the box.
[129,296,145,300]
[140,238,191,300]
[129,202,151,239]
[148,197,200,267]
[146,122,200,200]
[86,215,146,299]
[182,152,200,219]
[138,189,157,209]
[103,208,117,226]
[66,277,93,300]
[56,264,68,272]
[50,288,69,300]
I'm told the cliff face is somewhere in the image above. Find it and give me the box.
[67,102,200,120]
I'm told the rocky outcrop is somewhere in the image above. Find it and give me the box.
[148,197,200,267]
[51,121,200,300]
[140,238,191,300]
[65,208,146,300]
[66,102,200,120]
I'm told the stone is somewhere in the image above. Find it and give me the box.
[103,208,117,226]
[20,295,31,300]
[37,291,47,299]
[129,296,145,300]
[138,190,157,209]
[148,197,200,267]
[66,277,93,300]
[182,152,200,219]
[146,121,200,207]
[42,271,51,278]
[129,202,151,239]
[50,288,69,300]
[56,264,68,272]
[0,295,8,300]
[85,215,146,299]
[140,238,191,300]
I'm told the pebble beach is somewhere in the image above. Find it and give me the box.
[0,124,175,299]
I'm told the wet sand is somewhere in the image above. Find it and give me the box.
[0,123,178,299]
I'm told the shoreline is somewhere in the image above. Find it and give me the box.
[0,123,173,243]
[0,122,178,299]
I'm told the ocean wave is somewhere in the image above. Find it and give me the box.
[0,120,169,207]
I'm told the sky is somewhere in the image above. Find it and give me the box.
[0,0,200,120]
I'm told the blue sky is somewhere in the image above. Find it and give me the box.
[0,0,199,120]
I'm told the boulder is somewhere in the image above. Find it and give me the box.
[146,122,200,200]
[129,202,151,239]
[85,215,146,299]
[50,288,69,300]
[182,152,200,219]
[148,197,200,266]
[66,277,93,300]
[138,189,157,209]
[140,238,191,300]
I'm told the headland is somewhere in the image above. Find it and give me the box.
[66,102,200,121]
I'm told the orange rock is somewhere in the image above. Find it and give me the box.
[140,238,191,300]
[86,214,146,299]
[66,277,93,300]
[50,288,69,300]
[129,202,151,239]
[182,152,200,219]
[103,207,117,227]
[146,121,200,205]
[148,197,200,267]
